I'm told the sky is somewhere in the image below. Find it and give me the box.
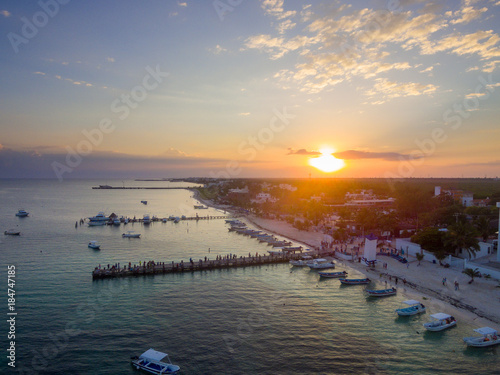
[0,0,499,180]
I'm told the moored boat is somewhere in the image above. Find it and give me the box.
[308,258,335,269]
[4,229,20,235]
[339,278,371,285]
[15,209,29,217]
[88,212,109,222]
[290,255,314,266]
[366,287,397,297]
[395,300,426,316]
[88,241,100,250]
[122,231,141,238]
[131,348,180,374]
[143,215,151,224]
[141,200,148,205]
[318,270,348,278]
[423,313,457,331]
[463,327,500,347]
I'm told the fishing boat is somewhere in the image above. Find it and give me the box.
[339,278,371,285]
[395,300,426,316]
[122,231,141,238]
[15,209,29,217]
[366,287,397,297]
[289,255,314,266]
[173,217,180,223]
[4,229,20,235]
[318,270,348,278]
[143,215,151,224]
[131,348,180,374]
[113,218,121,225]
[308,258,336,269]
[463,327,500,347]
[141,200,148,205]
[423,313,457,331]
[88,241,100,250]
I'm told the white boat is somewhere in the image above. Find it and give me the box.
[122,231,141,238]
[308,258,335,269]
[395,300,426,316]
[289,255,314,266]
[423,313,457,331]
[131,348,180,374]
[15,209,29,217]
[463,327,500,347]
[88,221,106,226]
[143,215,151,224]
[113,219,121,225]
[4,229,20,235]
[88,241,100,250]
[89,212,109,222]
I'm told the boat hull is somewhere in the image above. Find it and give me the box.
[463,337,500,347]
[366,288,396,297]
[318,271,347,278]
[424,321,456,331]
[339,278,370,285]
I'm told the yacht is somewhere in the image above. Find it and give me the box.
[88,212,109,222]
[88,241,100,250]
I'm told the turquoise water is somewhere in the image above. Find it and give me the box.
[0,179,498,374]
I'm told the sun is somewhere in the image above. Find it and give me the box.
[308,147,345,173]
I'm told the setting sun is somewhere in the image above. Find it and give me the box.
[308,147,345,173]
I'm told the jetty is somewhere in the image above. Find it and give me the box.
[92,186,199,190]
[92,252,309,280]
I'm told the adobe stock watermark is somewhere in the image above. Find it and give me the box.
[385,74,497,189]
[7,0,70,54]
[209,106,295,179]
[213,0,243,21]
[51,65,169,181]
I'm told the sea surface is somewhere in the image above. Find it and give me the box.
[0,179,498,374]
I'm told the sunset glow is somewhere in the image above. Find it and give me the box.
[308,148,345,173]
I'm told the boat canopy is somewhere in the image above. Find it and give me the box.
[430,313,452,320]
[474,327,497,336]
[140,348,168,362]
[402,300,420,305]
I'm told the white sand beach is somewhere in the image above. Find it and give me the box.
[194,193,500,331]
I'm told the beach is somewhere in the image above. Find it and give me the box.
[195,192,500,332]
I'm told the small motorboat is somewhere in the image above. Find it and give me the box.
[131,348,180,374]
[88,241,100,250]
[173,217,180,223]
[141,200,148,205]
[318,271,348,278]
[15,209,29,217]
[162,218,168,223]
[308,258,336,269]
[423,313,457,331]
[113,219,121,225]
[4,229,20,235]
[339,278,371,285]
[395,300,426,316]
[290,255,314,266]
[122,231,141,238]
[463,327,500,347]
[143,215,151,224]
[366,287,397,297]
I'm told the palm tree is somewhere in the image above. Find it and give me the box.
[415,253,424,265]
[462,268,481,284]
[444,221,480,259]
[474,216,495,242]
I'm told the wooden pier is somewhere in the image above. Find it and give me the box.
[92,186,199,189]
[92,252,307,280]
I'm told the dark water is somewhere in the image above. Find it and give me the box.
[0,179,498,374]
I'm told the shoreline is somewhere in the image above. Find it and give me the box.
[192,191,500,331]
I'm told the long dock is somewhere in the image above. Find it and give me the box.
[92,186,199,189]
[92,252,306,280]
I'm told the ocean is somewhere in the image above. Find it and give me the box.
[0,179,498,374]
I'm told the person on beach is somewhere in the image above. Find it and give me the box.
[442,277,447,286]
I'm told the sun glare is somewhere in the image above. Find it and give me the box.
[308,147,345,173]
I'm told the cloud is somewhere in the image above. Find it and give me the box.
[1,10,10,17]
[209,44,227,55]
[106,57,115,63]
[261,0,296,20]
[33,71,46,75]
[449,5,488,25]
[287,148,321,155]
[238,112,250,116]
[366,78,438,99]
[178,2,187,7]
[333,150,422,161]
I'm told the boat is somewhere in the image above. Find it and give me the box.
[318,270,348,278]
[395,300,426,316]
[290,255,314,266]
[88,241,100,250]
[141,200,148,205]
[308,258,335,269]
[194,204,207,209]
[366,287,397,297]
[88,212,109,222]
[4,229,20,235]
[463,327,500,347]
[143,215,151,224]
[339,278,371,285]
[131,348,180,374]
[15,209,29,217]
[113,219,121,225]
[88,221,106,226]
[423,313,457,331]
[162,218,168,223]
[173,217,180,223]
[122,231,141,238]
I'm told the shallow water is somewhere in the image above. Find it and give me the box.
[0,179,498,374]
